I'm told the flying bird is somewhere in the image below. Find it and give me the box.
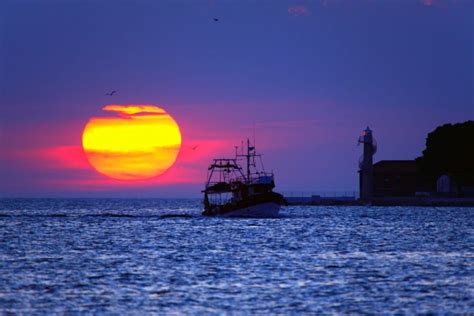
[192,145,199,151]
[213,18,219,22]
[105,90,116,96]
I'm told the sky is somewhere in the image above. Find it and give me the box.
[0,0,472,198]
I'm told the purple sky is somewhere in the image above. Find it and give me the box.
[0,0,472,197]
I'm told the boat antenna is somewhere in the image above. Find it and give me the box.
[253,120,256,149]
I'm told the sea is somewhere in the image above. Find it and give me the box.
[0,198,472,314]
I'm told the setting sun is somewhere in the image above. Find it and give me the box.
[82,105,181,180]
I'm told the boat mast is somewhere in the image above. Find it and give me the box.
[247,138,250,182]
[236,138,257,183]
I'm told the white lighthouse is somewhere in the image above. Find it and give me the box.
[358,126,377,200]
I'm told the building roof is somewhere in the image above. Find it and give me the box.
[373,160,418,173]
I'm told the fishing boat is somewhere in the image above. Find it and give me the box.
[202,139,286,217]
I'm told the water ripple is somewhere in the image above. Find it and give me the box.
[0,198,472,313]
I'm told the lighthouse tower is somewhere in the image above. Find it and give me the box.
[358,127,377,200]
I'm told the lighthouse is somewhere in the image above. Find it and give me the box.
[358,127,377,200]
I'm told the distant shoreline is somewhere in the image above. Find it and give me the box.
[287,197,474,207]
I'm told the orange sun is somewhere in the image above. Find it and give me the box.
[82,105,182,180]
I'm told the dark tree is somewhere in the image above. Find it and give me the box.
[416,121,474,193]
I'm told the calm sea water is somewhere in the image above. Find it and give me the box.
[0,198,472,314]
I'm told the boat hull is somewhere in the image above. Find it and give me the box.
[202,191,286,217]
[220,202,280,218]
